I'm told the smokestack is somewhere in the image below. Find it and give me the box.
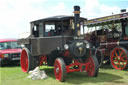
[121,9,126,13]
[74,6,80,36]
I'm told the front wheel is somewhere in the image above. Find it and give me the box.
[85,56,99,77]
[20,48,37,73]
[54,58,66,82]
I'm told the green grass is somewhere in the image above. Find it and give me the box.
[0,65,128,85]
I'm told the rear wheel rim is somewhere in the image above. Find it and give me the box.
[111,48,128,70]
[54,60,62,81]
[95,49,103,67]
[21,49,28,72]
[86,57,95,76]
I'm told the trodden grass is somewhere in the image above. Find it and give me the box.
[0,64,128,85]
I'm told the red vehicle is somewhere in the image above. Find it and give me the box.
[0,39,22,66]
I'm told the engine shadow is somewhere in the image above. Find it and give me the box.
[65,72,123,85]
[41,66,123,85]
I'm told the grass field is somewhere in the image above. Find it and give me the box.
[0,64,128,85]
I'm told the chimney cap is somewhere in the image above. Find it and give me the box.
[74,6,80,11]
[121,9,126,13]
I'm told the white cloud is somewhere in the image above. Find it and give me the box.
[47,2,71,16]
[0,0,47,39]
[100,4,120,15]
[53,2,65,11]
[0,0,70,39]
[82,0,121,19]
[0,0,127,39]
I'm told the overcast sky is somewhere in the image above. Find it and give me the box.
[0,0,128,39]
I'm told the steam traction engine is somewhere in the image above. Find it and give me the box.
[84,10,128,70]
[19,6,99,81]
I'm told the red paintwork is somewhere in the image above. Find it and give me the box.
[66,60,85,73]
[20,49,28,72]
[85,57,95,76]
[0,39,21,58]
[0,39,17,43]
[110,47,128,70]
[40,49,96,79]
[124,37,128,40]
[66,57,95,77]
[0,49,21,54]
[99,40,119,58]
[62,49,95,76]
[40,55,47,65]
[54,59,62,81]
[63,50,70,57]
[63,50,86,72]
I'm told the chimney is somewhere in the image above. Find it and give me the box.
[74,6,80,36]
[121,9,126,13]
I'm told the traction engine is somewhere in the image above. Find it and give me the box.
[19,6,99,82]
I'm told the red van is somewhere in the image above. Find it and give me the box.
[0,39,22,66]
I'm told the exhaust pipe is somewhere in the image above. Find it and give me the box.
[74,6,80,36]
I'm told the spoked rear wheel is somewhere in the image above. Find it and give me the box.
[20,48,37,73]
[85,56,99,77]
[110,46,128,70]
[54,58,66,82]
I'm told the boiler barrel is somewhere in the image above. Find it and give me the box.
[119,41,128,46]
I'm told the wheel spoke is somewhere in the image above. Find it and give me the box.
[120,57,127,62]
[114,51,118,57]
[113,59,118,62]
[122,62,126,66]
[113,56,116,58]
[119,51,123,57]
[118,60,121,66]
